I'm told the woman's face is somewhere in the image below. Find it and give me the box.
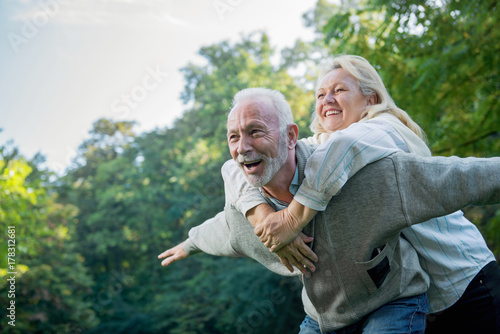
[315,68,375,133]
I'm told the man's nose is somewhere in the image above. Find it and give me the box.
[237,135,252,155]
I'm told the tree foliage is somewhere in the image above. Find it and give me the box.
[0,143,95,333]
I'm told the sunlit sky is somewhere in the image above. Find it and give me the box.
[0,0,317,174]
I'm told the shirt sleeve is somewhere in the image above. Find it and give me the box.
[221,159,268,217]
[184,210,241,257]
[294,119,408,211]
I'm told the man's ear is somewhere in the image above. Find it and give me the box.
[288,124,299,149]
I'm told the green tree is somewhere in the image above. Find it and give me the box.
[0,141,95,333]
[57,118,144,331]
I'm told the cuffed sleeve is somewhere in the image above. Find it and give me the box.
[182,238,201,255]
[235,190,268,217]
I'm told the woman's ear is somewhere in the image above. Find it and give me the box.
[367,93,378,106]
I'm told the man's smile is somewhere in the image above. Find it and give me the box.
[241,160,262,172]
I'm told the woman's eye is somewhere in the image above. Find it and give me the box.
[317,93,324,98]
[336,88,345,93]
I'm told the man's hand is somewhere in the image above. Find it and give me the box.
[254,208,302,252]
[158,241,189,266]
[275,233,318,275]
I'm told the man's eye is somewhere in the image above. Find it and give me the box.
[317,93,324,98]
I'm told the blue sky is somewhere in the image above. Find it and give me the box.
[0,0,317,174]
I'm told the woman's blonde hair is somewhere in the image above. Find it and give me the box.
[310,55,426,141]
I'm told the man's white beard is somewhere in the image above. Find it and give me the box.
[237,134,289,188]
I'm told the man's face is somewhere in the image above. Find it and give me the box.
[227,99,289,187]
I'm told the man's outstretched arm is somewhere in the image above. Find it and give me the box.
[157,210,239,268]
[157,206,317,274]
[392,153,500,225]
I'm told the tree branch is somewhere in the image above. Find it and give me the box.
[434,130,500,154]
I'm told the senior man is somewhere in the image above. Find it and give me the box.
[159,88,500,333]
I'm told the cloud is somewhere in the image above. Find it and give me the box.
[9,0,191,27]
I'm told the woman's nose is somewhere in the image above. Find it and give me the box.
[323,92,335,104]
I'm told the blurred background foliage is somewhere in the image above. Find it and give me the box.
[1,0,499,332]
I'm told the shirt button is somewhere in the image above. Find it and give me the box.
[338,307,346,314]
[325,270,332,277]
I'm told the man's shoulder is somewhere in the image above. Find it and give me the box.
[296,140,317,158]
[221,159,239,177]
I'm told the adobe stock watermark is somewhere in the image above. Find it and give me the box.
[236,277,302,334]
[110,65,169,118]
[7,0,69,54]
[63,269,134,333]
[341,0,362,10]
[91,270,134,315]
[49,145,77,175]
[213,0,244,21]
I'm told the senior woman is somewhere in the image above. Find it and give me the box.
[241,55,500,333]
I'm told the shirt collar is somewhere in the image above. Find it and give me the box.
[260,165,299,210]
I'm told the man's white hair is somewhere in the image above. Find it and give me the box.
[230,87,294,131]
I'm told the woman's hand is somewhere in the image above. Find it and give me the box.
[255,200,318,252]
[254,208,302,252]
[275,232,318,274]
